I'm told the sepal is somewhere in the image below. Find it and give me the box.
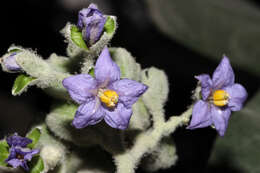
[12,74,37,96]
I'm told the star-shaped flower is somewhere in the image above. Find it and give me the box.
[5,133,40,171]
[63,47,148,130]
[77,3,107,46]
[187,56,247,136]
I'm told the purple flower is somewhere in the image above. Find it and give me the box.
[5,134,39,171]
[6,133,32,148]
[187,56,247,136]
[3,53,21,71]
[77,4,107,46]
[63,47,148,130]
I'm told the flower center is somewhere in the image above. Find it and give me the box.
[16,154,24,160]
[212,90,229,107]
[98,89,119,108]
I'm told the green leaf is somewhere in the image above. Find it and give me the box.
[104,16,115,34]
[71,25,88,50]
[26,128,41,149]
[29,156,44,173]
[12,74,36,95]
[0,140,9,166]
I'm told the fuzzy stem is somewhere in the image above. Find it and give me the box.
[114,106,193,173]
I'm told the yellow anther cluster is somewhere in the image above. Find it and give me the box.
[99,89,119,108]
[212,90,229,107]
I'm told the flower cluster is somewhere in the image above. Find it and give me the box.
[187,56,247,136]
[63,47,148,130]
[5,133,39,171]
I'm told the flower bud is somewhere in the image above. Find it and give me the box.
[3,53,21,72]
[77,4,107,46]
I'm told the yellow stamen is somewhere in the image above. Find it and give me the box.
[212,90,229,107]
[99,89,119,108]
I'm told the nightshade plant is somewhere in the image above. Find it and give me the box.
[0,3,247,173]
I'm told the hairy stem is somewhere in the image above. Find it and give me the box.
[114,106,193,173]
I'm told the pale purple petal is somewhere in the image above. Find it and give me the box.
[82,12,106,46]
[195,74,213,100]
[23,149,40,161]
[77,4,100,29]
[72,99,105,129]
[187,100,212,129]
[78,4,106,46]
[211,106,231,136]
[225,84,248,111]
[6,133,32,147]
[3,53,21,72]
[109,79,148,108]
[6,159,23,169]
[104,103,132,130]
[212,56,235,89]
[62,74,97,104]
[5,147,16,162]
[95,47,120,85]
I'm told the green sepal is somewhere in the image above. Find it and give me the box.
[88,67,95,77]
[26,128,41,149]
[104,16,115,34]
[12,74,36,96]
[29,156,44,173]
[71,25,88,50]
[0,140,9,166]
[8,48,22,53]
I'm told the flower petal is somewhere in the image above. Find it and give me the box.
[212,56,235,89]
[78,4,106,46]
[6,159,23,169]
[104,103,133,130]
[95,47,121,85]
[187,100,212,129]
[211,106,231,136]
[5,147,17,162]
[77,4,99,29]
[62,74,97,104]
[72,99,105,129]
[6,133,32,147]
[195,74,212,100]
[24,149,40,161]
[82,11,106,46]
[225,84,248,111]
[109,79,148,108]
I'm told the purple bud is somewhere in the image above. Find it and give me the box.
[77,4,107,46]
[3,53,21,72]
